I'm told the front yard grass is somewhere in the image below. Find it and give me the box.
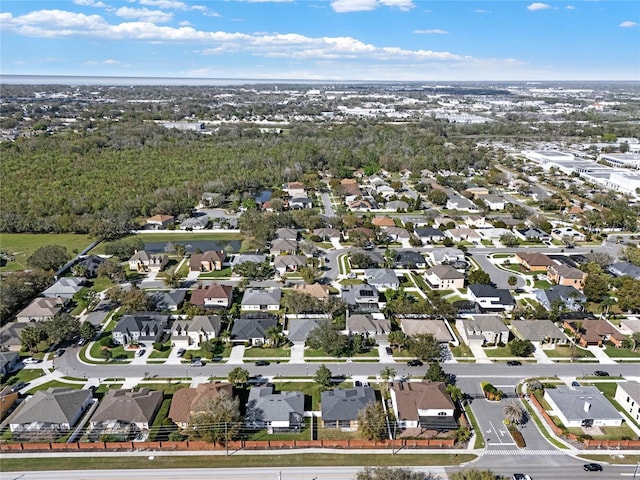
[26,380,83,394]
[483,346,527,358]
[243,347,291,358]
[544,345,595,358]
[450,343,473,359]
[4,368,46,385]
[0,233,94,272]
[604,346,640,358]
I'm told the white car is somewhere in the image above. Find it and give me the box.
[23,357,40,364]
[135,349,146,358]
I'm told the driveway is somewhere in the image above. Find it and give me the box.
[320,191,335,218]
[227,345,246,364]
[290,343,305,364]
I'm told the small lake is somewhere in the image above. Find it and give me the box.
[144,240,242,254]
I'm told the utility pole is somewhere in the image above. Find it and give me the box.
[225,422,228,456]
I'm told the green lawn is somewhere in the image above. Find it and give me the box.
[534,280,551,289]
[0,233,95,272]
[199,267,233,278]
[4,368,46,385]
[450,343,473,359]
[149,343,173,359]
[483,346,524,358]
[463,405,485,449]
[604,346,640,358]
[545,345,595,358]
[88,338,134,362]
[26,380,83,394]
[243,347,291,358]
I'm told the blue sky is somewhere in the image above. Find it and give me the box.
[1,0,638,81]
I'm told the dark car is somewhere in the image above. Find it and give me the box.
[407,359,423,367]
[11,381,27,392]
[176,348,185,358]
[583,463,603,472]
[191,357,204,367]
[255,360,270,366]
[385,347,393,355]
[594,370,609,377]
[54,349,65,358]
[571,381,581,387]
[507,360,521,366]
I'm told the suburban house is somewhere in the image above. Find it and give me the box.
[348,199,373,211]
[389,381,458,431]
[42,277,85,299]
[169,382,233,429]
[399,317,455,344]
[445,193,479,212]
[146,214,175,229]
[320,387,376,429]
[468,285,515,312]
[515,252,556,272]
[312,228,341,242]
[179,216,209,230]
[189,251,226,272]
[346,313,391,335]
[619,318,640,335]
[372,216,396,228]
[608,262,640,280]
[614,381,640,424]
[290,197,313,209]
[73,255,105,278]
[0,352,20,377]
[274,255,307,275]
[563,319,625,347]
[0,386,19,420]
[171,315,222,348]
[456,315,510,346]
[275,228,299,241]
[510,319,568,346]
[286,318,330,343]
[515,227,550,242]
[245,385,304,433]
[414,227,446,244]
[10,388,92,437]
[16,297,64,322]
[429,248,465,266]
[148,289,187,311]
[89,388,163,438]
[424,265,465,290]
[230,315,278,346]
[394,251,427,269]
[551,227,586,243]
[548,264,587,290]
[292,283,330,301]
[189,284,233,309]
[341,285,380,311]
[544,386,623,428]
[0,323,28,351]
[386,200,409,211]
[231,254,267,268]
[445,228,482,243]
[535,286,586,312]
[270,239,298,256]
[240,288,282,311]
[128,251,168,273]
[476,193,505,210]
[383,227,411,242]
[111,312,170,346]
[364,268,400,289]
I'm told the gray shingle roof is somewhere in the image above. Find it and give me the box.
[11,388,92,426]
[241,288,282,307]
[321,387,376,422]
[246,385,304,424]
[90,388,162,425]
[231,317,278,341]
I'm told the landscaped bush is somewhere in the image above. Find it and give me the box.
[509,427,526,448]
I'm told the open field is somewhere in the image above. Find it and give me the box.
[0,233,94,271]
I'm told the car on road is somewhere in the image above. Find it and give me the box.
[407,359,423,367]
[23,357,40,364]
[594,370,609,377]
[10,381,27,392]
[54,349,65,358]
[571,381,581,387]
[507,360,521,366]
[255,360,270,366]
[176,348,185,358]
[191,357,204,367]
[135,349,146,357]
[583,463,603,472]
[512,475,532,480]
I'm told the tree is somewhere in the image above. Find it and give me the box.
[631,332,640,352]
[80,321,97,342]
[508,339,535,357]
[350,252,378,269]
[299,265,321,284]
[408,334,440,361]
[448,469,501,480]
[357,402,387,441]
[265,324,286,348]
[468,270,491,285]
[616,278,640,313]
[503,400,526,425]
[100,348,112,361]
[96,259,125,282]
[227,367,249,387]
[582,271,610,303]
[379,366,396,391]
[188,391,241,444]
[356,466,439,480]
[584,252,613,268]
[499,233,519,247]
[507,275,518,287]
[233,261,274,280]
[164,268,182,288]
[621,245,640,266]
[314,364,333,390]
[20,325,45,353]
[427,189,448,206]
[27,245,70,271]
[387,330,407,350]
[43,313,81,345]
[425,361,447,383]
[306,322,350,357]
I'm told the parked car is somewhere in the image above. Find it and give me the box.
[583,463,603,472]
[135,349,146,358]
[54,349,65,358]
[594,370,609,377]
[507,360,521,366]
[385,347,393,355]
[255,360,270,366]
[176,348,185,358]
[571,381,581,387]
[191,357,204,367]
[10,381,27,392]
[407,359,423,367]
[23,357,40,364]
[512,475,532,480]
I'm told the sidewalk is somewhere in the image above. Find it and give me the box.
[587,346,618,365]
[532,346,554,364]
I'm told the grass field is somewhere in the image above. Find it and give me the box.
[0,233,94,271]
[0,453,477,472]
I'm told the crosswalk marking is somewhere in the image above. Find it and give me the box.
[484,449,565,456]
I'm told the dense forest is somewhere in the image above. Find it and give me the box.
[0,120,495,234]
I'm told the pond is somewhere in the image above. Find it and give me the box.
[144,240,242,254]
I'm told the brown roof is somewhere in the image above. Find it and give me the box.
[169,382,232,425]
[425,265,465,280]
[372,216,395,227]
[147,214,174,223]
[189,284,233,305]
[189,251,226,270]
[516,252,556,267]
[549,264,586,279]
[390,381,454,422]
[293,283,330,299]
[90,388,162,425]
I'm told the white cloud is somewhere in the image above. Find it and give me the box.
[527,3,551,11]
[73,0,108,7]
[114,7,173,23]
[474,9,489,14]
[414,29,448,34]
[619,21,637,28]
[566,5,575,10]
[331,0,413,13]
[103,58,120,64]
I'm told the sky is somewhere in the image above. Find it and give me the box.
[1,0,638,81]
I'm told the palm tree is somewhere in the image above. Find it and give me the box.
[446,384,464,404]
[227,367,249,387]
[266,325,285,348]
[503,400,526,425]
[219,330,231,347]
[379,366,396,393]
